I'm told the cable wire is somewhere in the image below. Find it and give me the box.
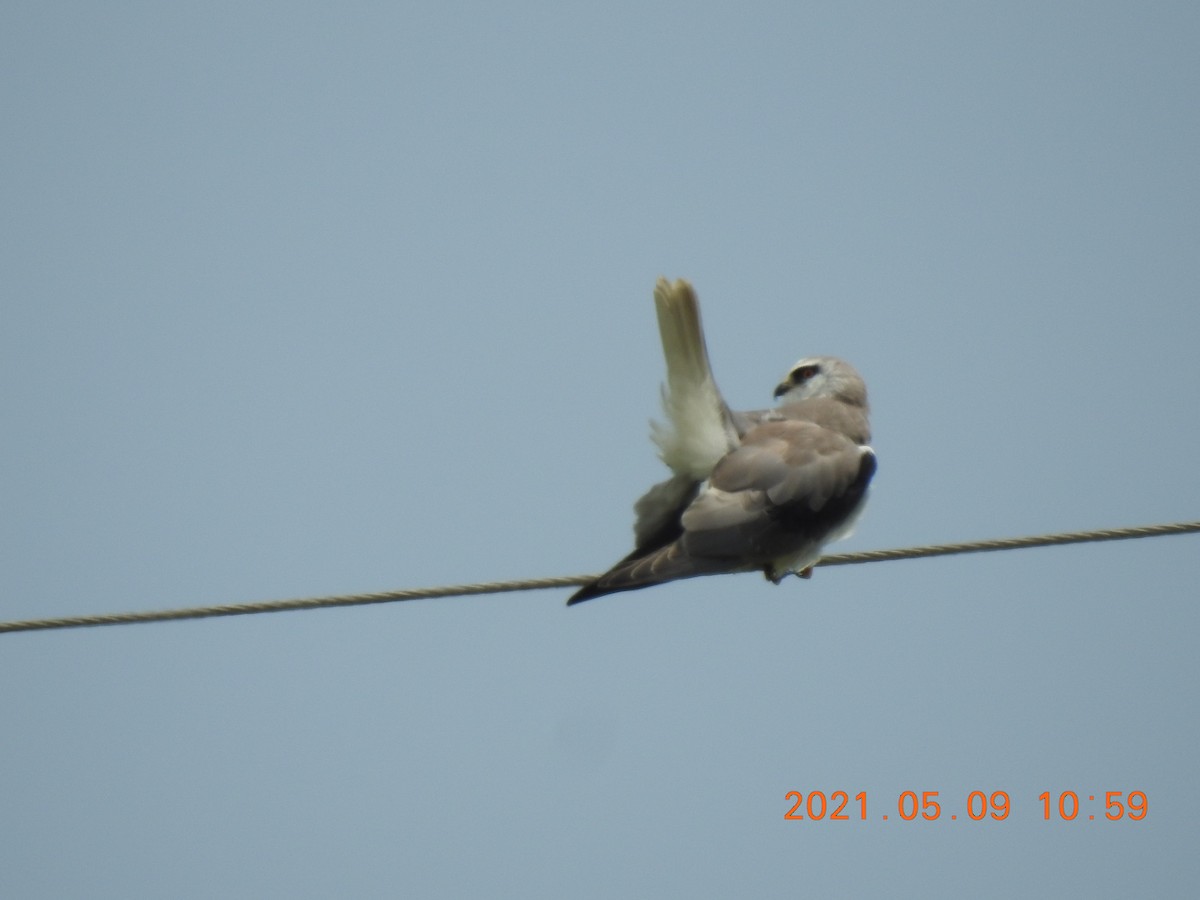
[2,520,1197,635]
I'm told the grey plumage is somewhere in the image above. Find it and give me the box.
[567,278,875,605]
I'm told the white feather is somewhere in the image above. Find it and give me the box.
[648,278,738,480]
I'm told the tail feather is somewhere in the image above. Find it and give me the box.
[566,540,730,605]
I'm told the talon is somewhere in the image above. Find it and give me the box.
[798,566,814,579]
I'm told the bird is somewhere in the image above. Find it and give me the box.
[567,278,875,605]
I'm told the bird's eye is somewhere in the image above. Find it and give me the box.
[792,364,819,384]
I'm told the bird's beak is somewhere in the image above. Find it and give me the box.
[773,381,789,400]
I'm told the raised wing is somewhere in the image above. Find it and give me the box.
[649,278,740,480]
[628,279,743,558]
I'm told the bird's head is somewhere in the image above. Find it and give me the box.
[773,356,868,408]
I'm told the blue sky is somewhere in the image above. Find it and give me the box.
[3,3,1198,897]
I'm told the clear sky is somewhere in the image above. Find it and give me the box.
[3,2,1198,897]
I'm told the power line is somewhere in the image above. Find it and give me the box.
[1,520,1197,635]
[812,520,1200,566]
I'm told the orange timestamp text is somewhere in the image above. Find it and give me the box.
[783,790,1147,822]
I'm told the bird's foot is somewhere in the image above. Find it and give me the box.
[764,564,814,584]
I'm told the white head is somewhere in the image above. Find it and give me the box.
[773,356,868,408]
